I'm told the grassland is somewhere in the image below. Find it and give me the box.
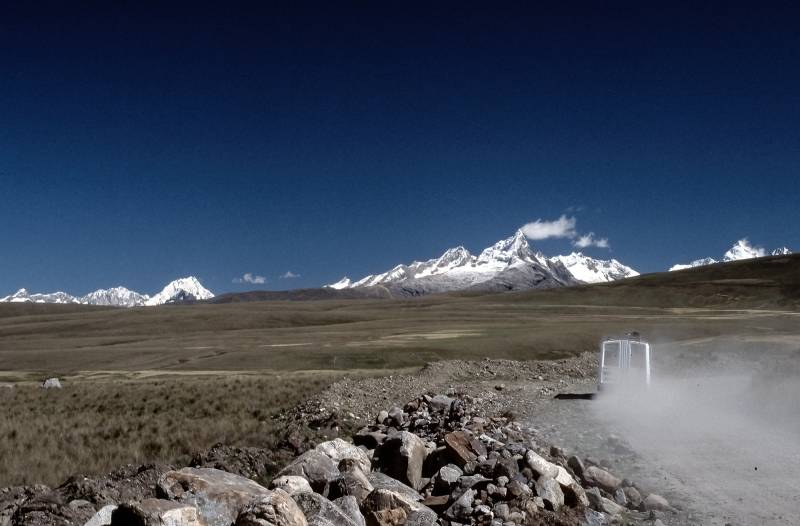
[0,255,798,487]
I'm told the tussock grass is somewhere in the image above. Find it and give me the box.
[0,373,337,487]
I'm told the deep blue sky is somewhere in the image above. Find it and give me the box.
[1,2,798,295]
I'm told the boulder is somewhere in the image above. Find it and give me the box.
[642,493,670,511]
[583,466,622,493]
[585,487,624,516]
[270,476,313,496]
[111,499,201,526]
[442,488,474,522]
[328,462,374,503]
[374,432,427,490]
[332,496,365,526]
[85,505,117,526]
[277,451,340,493]
[567,455,585,478]
[583,508,610,526]
[158,467,273,526]
[361,489,436,526]
[443,431,478,466]
[235,489,308,526]
[622,486,643,508]
[313,439,371,474]
[425,395,453,413]
[524,450,559,479]
[292,491,358,526]
[432,465,461,495]
[191,444,279,481]
[366,472,422,503]
[535,476,564,511]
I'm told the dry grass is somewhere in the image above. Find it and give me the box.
[0,372,349,488]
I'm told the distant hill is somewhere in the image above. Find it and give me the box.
[501,253,800,310]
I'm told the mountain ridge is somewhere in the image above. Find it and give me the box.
[0,277,214,308]
[670,239,793,271]
[328,230,638,296]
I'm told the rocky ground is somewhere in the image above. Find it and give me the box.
[0,354,682,525]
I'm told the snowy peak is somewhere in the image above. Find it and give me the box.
[723,239,765,261]
[81,287,150,307]
[670,239,792,271]
[326,230,637,292]
[549,252,639,283]
[0,288,79,304]
[1,277,213,307]
[145,277,214,306]
[477,230,535,266]
[327,277,352,290]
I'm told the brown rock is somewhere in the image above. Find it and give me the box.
[443,431,478,467]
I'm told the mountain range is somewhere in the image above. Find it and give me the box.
[327,230,639,295]
[669,239,792,271]
[0,276,214,307]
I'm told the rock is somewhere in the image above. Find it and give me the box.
[354,430,388,450]
[622,486,643,508]
[235,489,308,526]
[111,499,201,525]
[535,477,564,511]
[524,450,559,479]
[505,479,531,499]
[613,488,627,506]
[328,464,374,503]
[292,491,358,526]
[332,496,365,526]
[365,473,423,503]
[642,493,670,511]
[278,451,340,493]
[425,395,453,412]
[42,378,62,389]
[432,465,461,495]
[583,466,622,493]
[158,467,273,526]
[585,487,624,516]
[443,431,478,467]
[270,476,313,496]
[562,482,589,508]
[191,443,280,482]
[374,432,427,490]
[85,505,117,526]
[376,411,389,425]
[313,439,371,474]
[494,458,519,480]
[442,488,474,522]
[387,407,404,427]
[583,508,610,526]
[361,489,436,526]
[567,455,585,479]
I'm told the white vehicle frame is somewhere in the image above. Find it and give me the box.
[599,337,651,389]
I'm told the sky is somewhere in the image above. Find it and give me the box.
[1,2,799,296]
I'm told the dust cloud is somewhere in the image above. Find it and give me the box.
[592,343,800,525]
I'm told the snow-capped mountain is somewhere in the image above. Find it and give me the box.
[145,277,214,306]
[548,253,639,283]
[669,239,793,271]
[0,277,214,307]
[81,287,150,307]
[0,289,80,304]
[327,230,638,295]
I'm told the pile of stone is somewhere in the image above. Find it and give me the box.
[7,392,672,526]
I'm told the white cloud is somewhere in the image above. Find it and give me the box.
[280,271,300,279]
[573,232,610,249]
[233,272,267,284]
[520,215,577,240]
